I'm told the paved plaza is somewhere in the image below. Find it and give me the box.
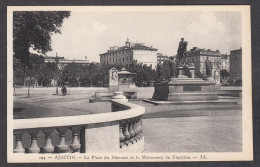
[13,87,242,152]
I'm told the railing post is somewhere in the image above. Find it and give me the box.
[80,126,85,153]
[119,120,126,148]
[28,129,40,153]
[123,120,131,140]
[43,129,54,153]
[70,126,81,153]
[119,121,125,142]
[13,131,25,153]
[133,118,138,135]
[56,128,69,153]
[128,119,135,138]
[136,117,140,134]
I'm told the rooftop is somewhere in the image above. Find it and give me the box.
[187,47,222,57]
[100,39,157,55]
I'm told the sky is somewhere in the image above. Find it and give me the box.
[46,10,242,63]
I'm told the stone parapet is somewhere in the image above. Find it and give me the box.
[13,92,145,153]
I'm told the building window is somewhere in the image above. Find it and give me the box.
[123,57,124,62]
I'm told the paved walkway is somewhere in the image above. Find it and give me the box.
[143,115,241,152]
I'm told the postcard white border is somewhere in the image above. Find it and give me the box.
[7,5,252,163]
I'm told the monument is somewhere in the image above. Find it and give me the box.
[151,38,221,103]
[109,67,119,92]
[90,67,137,102]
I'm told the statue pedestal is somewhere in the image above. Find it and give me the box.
[176,66,187,78]
[152,77,218,101]
[176,65,195,78]
[189,66,195,78]
[205,76,214,82]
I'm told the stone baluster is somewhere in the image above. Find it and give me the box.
[123,120,130,140]
[128,119,135,138]
[136,117,140,134]
[119,120,126,148]
[70,127,81,153]
[42,129,54,153]
[28,129,40,153]
[133,118,138,135]
[119,121,125,142]
[56,128,69,153]
[139,115,143,133]
[134,117,140,141]
[136,116,142,140]
[13,131,25,153]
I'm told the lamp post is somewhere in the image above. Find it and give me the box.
[54,52,59,95]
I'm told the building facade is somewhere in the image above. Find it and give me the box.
[156,53,176,64]
[44,56,90,69]
[221,54,230,72]
[185,47,222,75]
[100,39,158,69]
[229,48,242,79]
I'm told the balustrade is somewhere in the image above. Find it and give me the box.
[119,116,143,148]
[13,92,145,153]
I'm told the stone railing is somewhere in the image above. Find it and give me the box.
[13,91,145,153]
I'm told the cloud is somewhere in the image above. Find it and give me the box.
[91,21,108,35]
[184,12,229,51]
[186,12,226,35]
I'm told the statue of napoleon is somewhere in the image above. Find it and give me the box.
[177,38,188,64]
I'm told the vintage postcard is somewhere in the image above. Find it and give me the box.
[7,5,252,162]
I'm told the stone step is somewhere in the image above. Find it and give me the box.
[142,99,237,106]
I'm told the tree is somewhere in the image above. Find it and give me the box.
[126,61,157,87]
[61,63,85,87]
[220,69,230,79]
[40,62,56,87]
[13,57,26,86]
[13,11,71,66]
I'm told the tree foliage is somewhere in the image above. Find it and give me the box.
[14,55,157,87]
[58,61,157,87]
[13,11,71,66]
[13,57,26,85]
[220,69,230,79]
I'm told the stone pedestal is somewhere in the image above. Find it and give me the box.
[176,66,187,78]
[189,66,195,78]
[152,79,169,101]
[153,77,218,101]
[176,65,195,78]
[109,85,119,93]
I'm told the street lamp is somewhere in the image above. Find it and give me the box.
[53,52,59,95]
